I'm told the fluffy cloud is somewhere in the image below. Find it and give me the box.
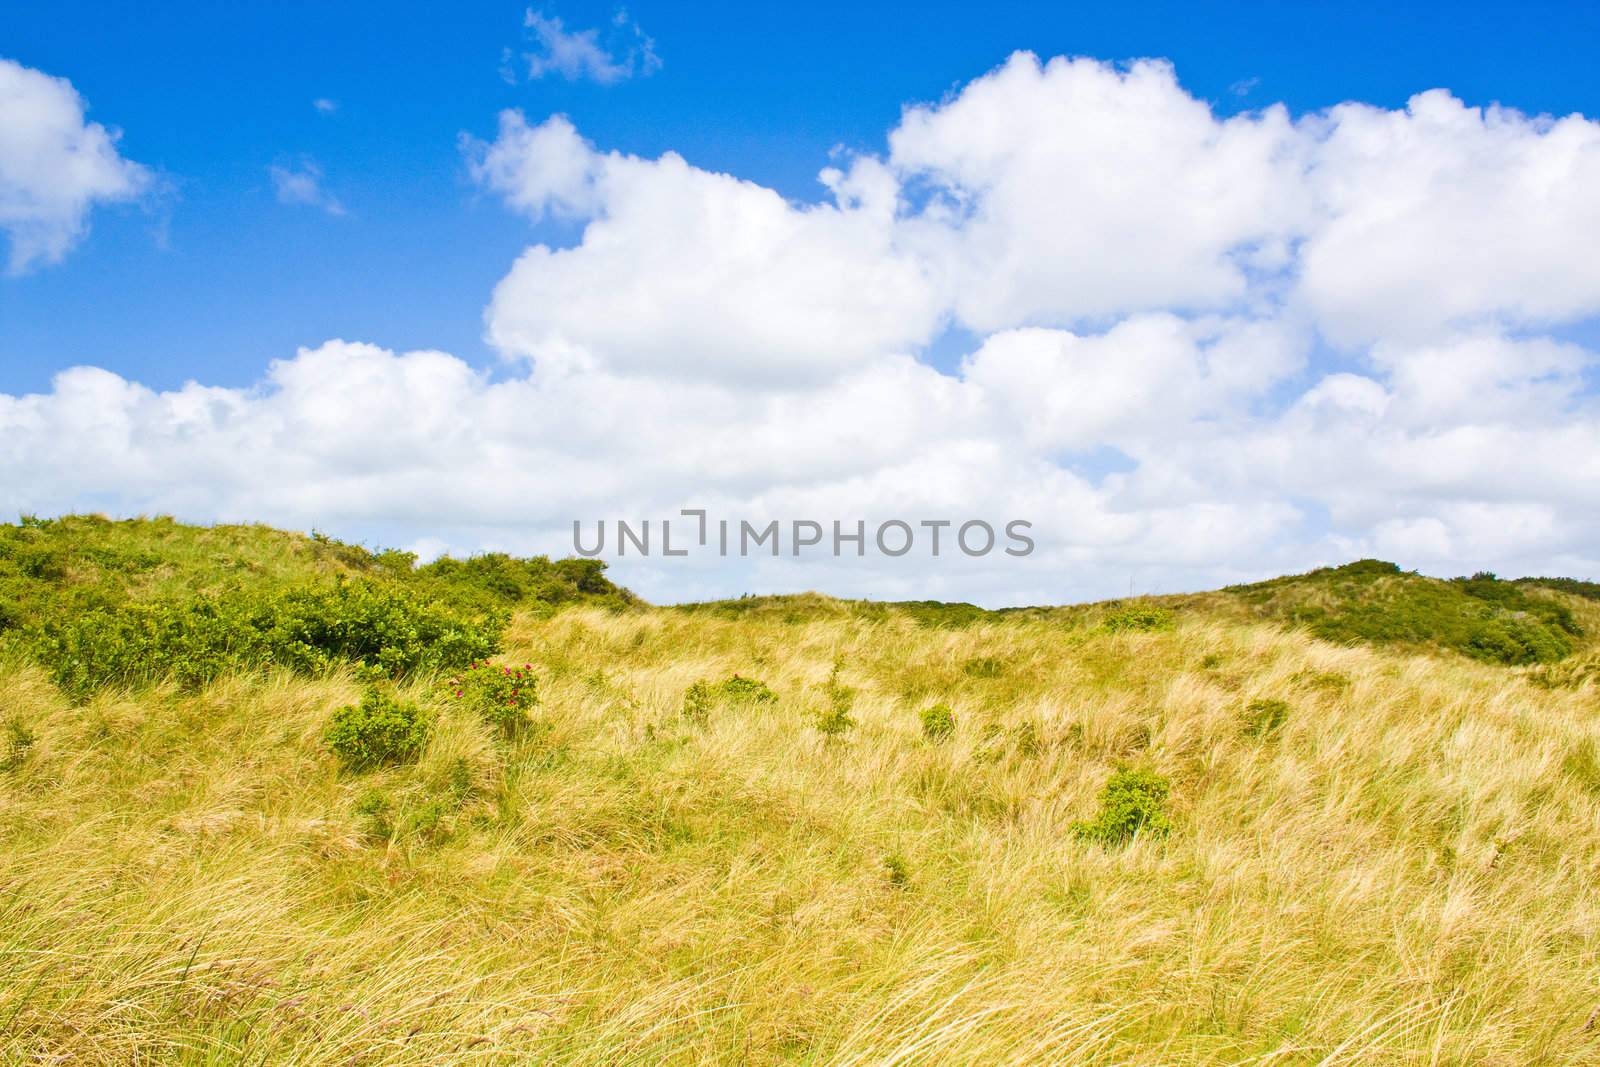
[960,315,1306,451]
[471,113,942,383]
[1297,91,1600,345]
[888,54,1309,331]
[7,51,1600,603]
[0,57,150,273]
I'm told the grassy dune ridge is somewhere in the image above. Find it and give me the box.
[2,518,1600,1062]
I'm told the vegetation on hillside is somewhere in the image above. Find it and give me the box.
[1518,575,1600,602]
[679,561,1599,672]
[1222,559,1586,665]
[0,515,633,700]
[3,516,1600,1062]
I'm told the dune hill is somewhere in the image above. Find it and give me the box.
[2,517,1599,1063]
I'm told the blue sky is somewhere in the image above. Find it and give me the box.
[3,2,1600,604]
[6,1,1600,394]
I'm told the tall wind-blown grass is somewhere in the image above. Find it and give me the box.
[3,603,1599,1063]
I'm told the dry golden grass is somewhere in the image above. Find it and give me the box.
[3,602,1600,1064]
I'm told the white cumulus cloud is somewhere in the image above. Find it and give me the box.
[471,112,942,384]
[0,57,151,274]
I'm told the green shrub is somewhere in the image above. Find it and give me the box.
[414,553,633,615]
[682,681,712,726]
[0,517,630,700]
[920,703,956,742]
[1101,605,1173,633]
[29,579,502,701]
[325,689,431,771]
[716,675,777,704]
[816,658,856,737]
[264,580,503,676]
[816,704,855,737]
[895,601,992,629]
[1462,616,1572,666]
[447,660,538,737]
[1244,698,1290,737]
[1072,767,1173,846]
[678,674,777,725]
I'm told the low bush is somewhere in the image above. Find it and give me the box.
[894,601,993,630]
[920,703,955,742]
[29,579,502,701]
[0,517,630,700]
[414,553,634,615]
[816,704,855,737]
[1101,605,1173,633]
[677,674,777,725]
[326,689,431,771]
[264,580,503,676]
[1072,767,1173,846]
[716,675,777,704]
[816,659,855,737]
[446,660,538,737]
[682,681,712,726]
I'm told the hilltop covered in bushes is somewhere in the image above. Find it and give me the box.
[0,515,635,699]
[1217,559,1593,666]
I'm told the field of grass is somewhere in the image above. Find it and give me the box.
[3,519,1600,1063]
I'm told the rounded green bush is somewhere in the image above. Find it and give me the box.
[920,703,955,742]
[682,681,713,726]
[1072,767,1172,846]
[447,661,538,736]
[717,675,777,703]
[1101,605,1173,633]
[325,689,430,771]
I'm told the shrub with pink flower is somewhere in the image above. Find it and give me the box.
[446,660,539,737]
